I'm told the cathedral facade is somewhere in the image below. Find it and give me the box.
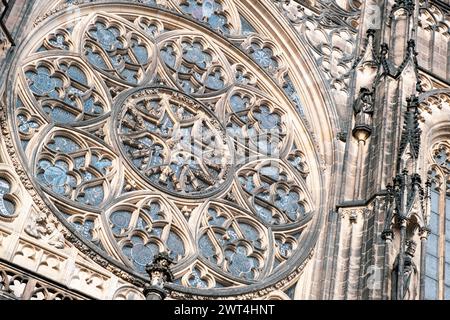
[0,0,448,300]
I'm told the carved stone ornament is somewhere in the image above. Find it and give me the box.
[3,1,324,298]
[25,210,65,249]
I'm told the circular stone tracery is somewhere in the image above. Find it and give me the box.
[7,3,323,297]
[116,87,233,198]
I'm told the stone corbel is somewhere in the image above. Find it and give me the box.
[339,207,366,224]
[24,208,66,250]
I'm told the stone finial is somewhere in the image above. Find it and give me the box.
[143,252,174,300]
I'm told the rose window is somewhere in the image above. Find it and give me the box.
[8,2,322,296]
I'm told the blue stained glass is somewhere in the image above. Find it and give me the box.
[47,136,80,153]
[132,44,149,65]
[0,179,15,217]
[256,191,270,202]
[130,242,159,272]
[275,189,303,221]
[251,45,278,71]
[426,254,439,278]
[91,155,112,174]
[21,140,29,150]
[434,149,447,166]
[289,152,308,175]
[279,242,293,258]
[425,276,438,299]
[142,23,159,37]
[208,14,229,34]
[225,229,239,242]
[445,222,450,241]
[181,81,195,94]
[36,66,50,74]
[55,160,70,171]
[256,108,280,130]
[240,15,256,35]
[206,71,224,89]
[445,263,450,286]
[260,166,282,180]
[284,77,303,112]
[95,26,119,49]
[199,235,217,262]
[188,268,208,288]
[83,98,103,115]
[74,157,85,168]
[43,106,77,123]
[427,233,439,256]
[446,197,450,221]
[121,69,138,84]
[68,66,88,84]
[49,34,67,49]
[167,232,185,260]
[253,49,271,69]
[73,220,95,240]
[207,208,226,226]
[27,72,57,96]
[182,42,211,68]
[78,185,104,206]
[146,203,162,221]
[226,245,257,280]
[0,179,11,194]
[38,160,71,195]
[122,245,132,258]
[202,1,214,18]
[446,241,450,264]
[235,70,247,84]
[110,210,132,235]
[445,286,450,300]
[255,204,274,224]
[18,115,39,134]
[82,172,93,181]
[239,176,255,192]
[150,227,162,237]
[161,46,176,68]
[131,235,142,244]
[239,223,259,243]
[431,190,439,214]
[86,49,108,69]
[43,165,68,187]
[230,95,249,113]
[180,0,230,35]
[430,212,439,232]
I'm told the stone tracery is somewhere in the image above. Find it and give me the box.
[8,3,320,295]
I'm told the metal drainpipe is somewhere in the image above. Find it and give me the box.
[1,0,15,46]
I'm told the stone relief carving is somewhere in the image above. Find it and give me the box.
[25,210,65,249]
[391,240,419,300]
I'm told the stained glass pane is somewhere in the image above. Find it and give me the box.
[426,254,439,279]
[427,233,439,257]
[425,276,438,300]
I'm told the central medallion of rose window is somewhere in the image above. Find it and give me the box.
[115,87,233,198]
